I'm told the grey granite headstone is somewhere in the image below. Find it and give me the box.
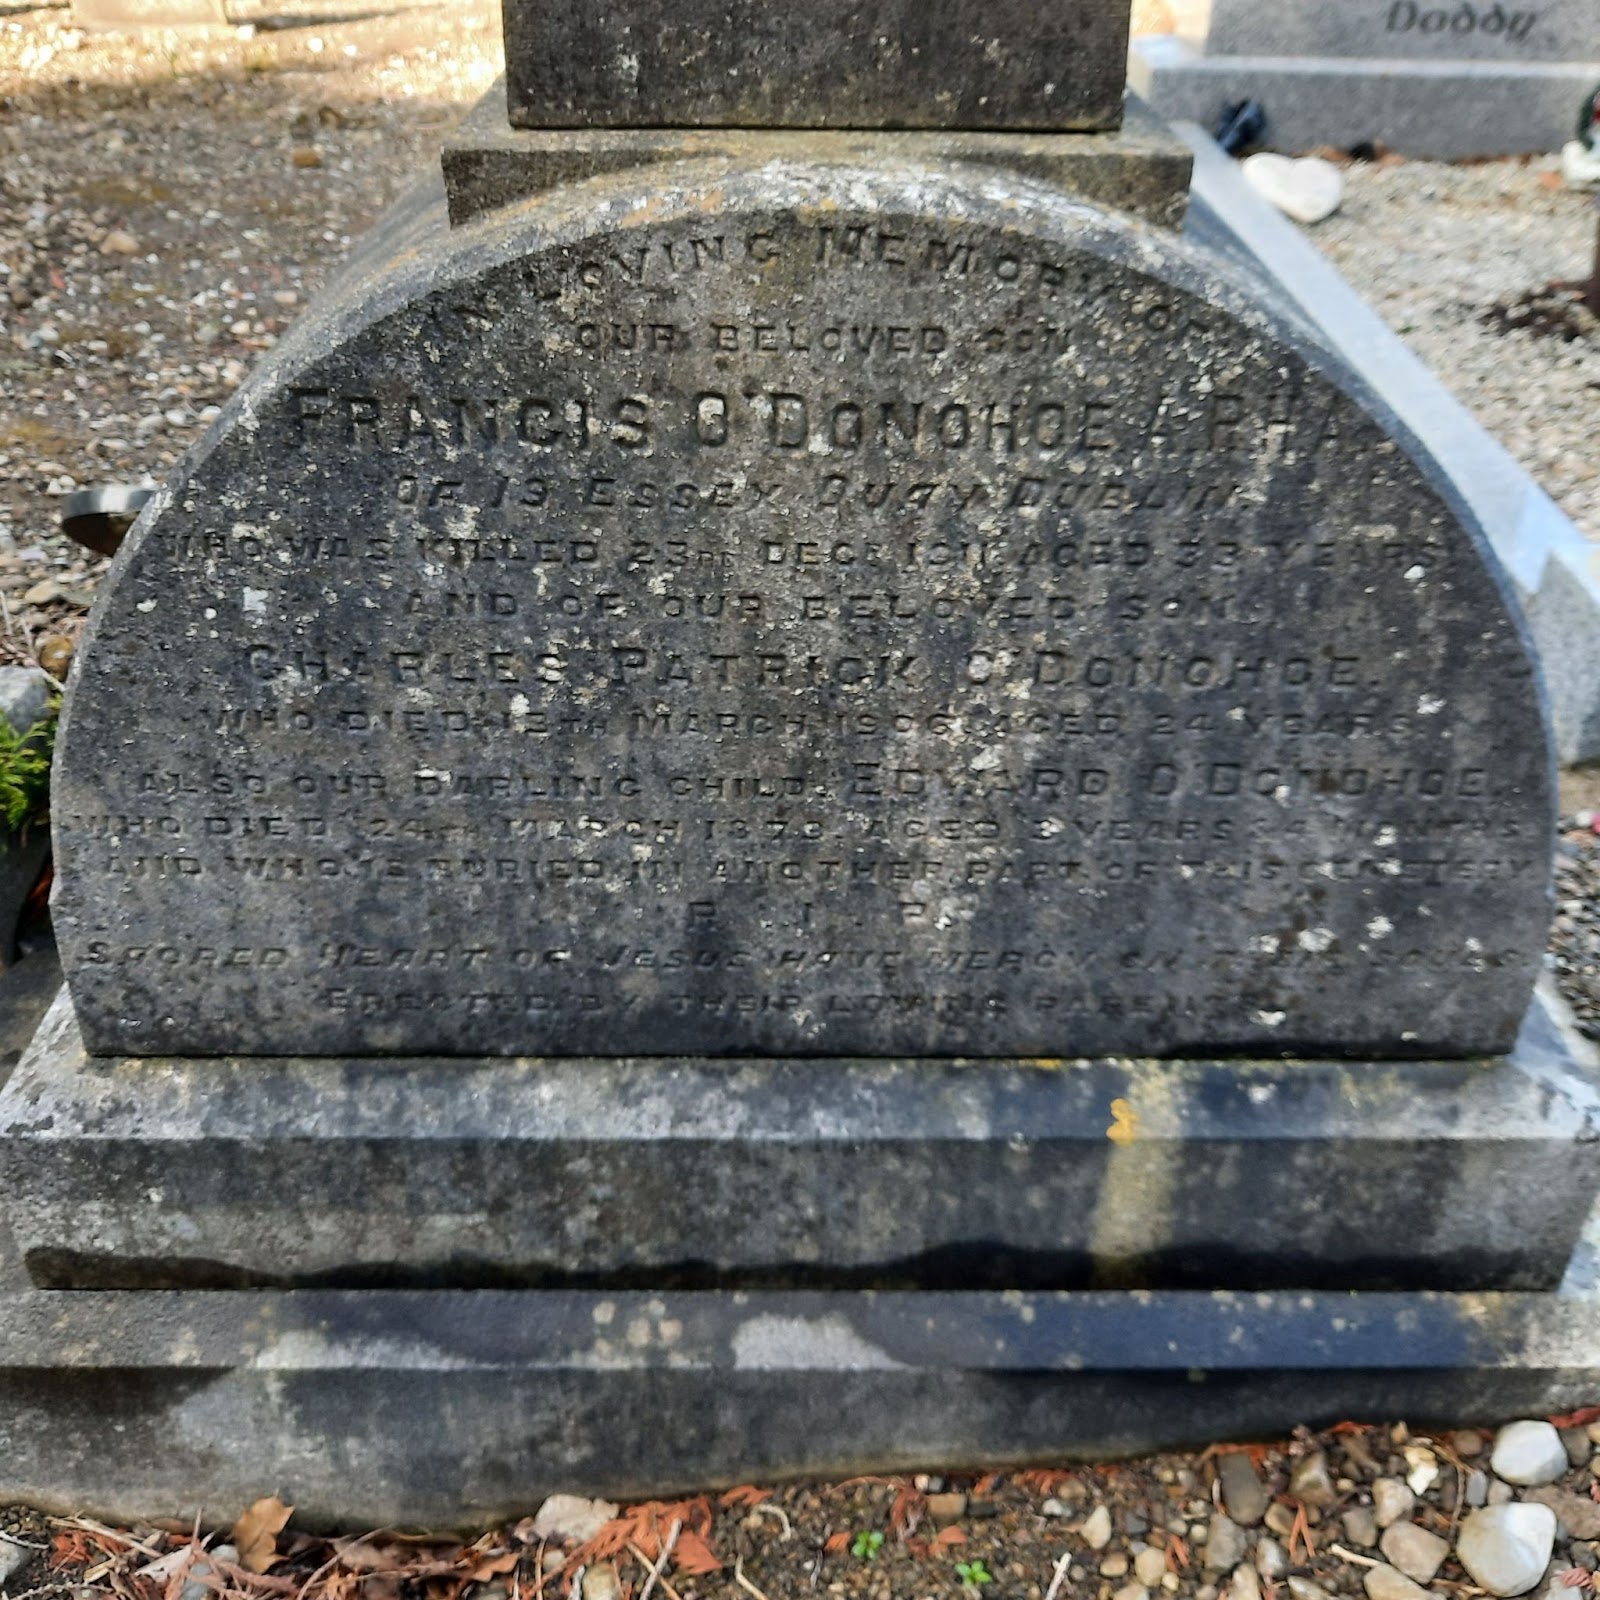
[1190,0,1598,63]
[52,163,1553,1061]
[1130,0,1600,157]
[501,0,1133,132]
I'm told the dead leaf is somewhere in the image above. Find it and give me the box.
[1550,1405,1600,1429]
[1014,1471,1077,1494]
[335,1543,403,1575]
[930,1529,967,1551]
[718,1488,770,1510]
[672,1531,721,1577]
[824,1534,851,1555]
[469,1552,521,1583]
[233,1498,293,1575]
[888,1486,926,1539]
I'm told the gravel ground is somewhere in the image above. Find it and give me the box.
[1311,157,1600,544]
[1555,765,1600,1044]
[5,1416,1600,1600]
[0,0,502,668]
[0,5,1597,1036]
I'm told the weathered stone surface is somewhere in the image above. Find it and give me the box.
[0,668,53,736]
[0,1285,1596,1529]
[1290,1449,1337,1508]
[4,982,1598,1290]
[1204,1514,1250,1572]
[1184,0,1598,64]
[532,1494,620,1545]
[54,163,1553,1060]
[501,0,1132,132]
[1373,1478,1416,1528]
[441,90,1195,230]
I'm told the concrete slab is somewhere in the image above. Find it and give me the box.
[1177,125,1600,765]
[441,89,1194,228]
[4,982,1596,1293]
[0,1285,1596,1529]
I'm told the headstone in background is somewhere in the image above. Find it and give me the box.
[1130,0,1600,157]
[1197,0,1596,64]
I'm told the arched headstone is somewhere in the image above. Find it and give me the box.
[52,164,1553,1059]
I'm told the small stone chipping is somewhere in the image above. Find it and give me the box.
[8,1415,1600,1600]
[1311,157,1599,544]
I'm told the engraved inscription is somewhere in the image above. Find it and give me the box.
[1202,0,1589,61]
[52,174,1552,1059]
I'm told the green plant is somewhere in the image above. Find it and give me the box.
[955,1561,993,1591]
[0,703,57,834]
[851,1531,885,1562]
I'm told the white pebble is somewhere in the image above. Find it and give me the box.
[1241,153,1346,225]
[1373,1478,1414,1528]
[1456,1504,1558,1597]
[1081,1504,1113,1550]
[1135,1548,1168,1587]
[0,1538,29,1585]
[1491,1422,1570,1487]
[1228,1564,1261,1600]
[1379,1523,1450,1585]
[1363,1565,1430,1600]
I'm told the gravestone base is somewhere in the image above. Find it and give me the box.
[0,1283,1597,1528]
[4,985,1596,1294]
[1128,36,1600,158]
[441,88,1195,228]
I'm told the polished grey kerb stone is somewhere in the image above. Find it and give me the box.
[442,89,1195,229]
[1174,0,1599,63]
[52,162,1555,1061]
[1128,36,1600,158]
[3,984,1596,1292]
[501,0,1133,132]
[0,1285,1598,1529]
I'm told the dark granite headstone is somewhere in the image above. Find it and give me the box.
[500,0,1134,132]
[52,164,1552,1061]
